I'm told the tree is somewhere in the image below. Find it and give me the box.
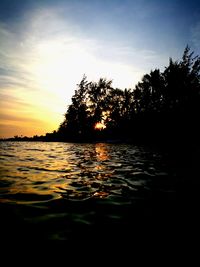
[130,46,200,143]
[57,46,200,144]
[58,75,90,140]
[58,76,113,140]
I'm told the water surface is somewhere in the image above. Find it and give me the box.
[0,141,195,241]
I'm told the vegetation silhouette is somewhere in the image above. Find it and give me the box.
[4,46,200,147]
[57,46,200,147]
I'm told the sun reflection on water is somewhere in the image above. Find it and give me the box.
[95,143,109,161]
[0,141,171,204]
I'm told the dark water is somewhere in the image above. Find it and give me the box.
[0,141,199,242]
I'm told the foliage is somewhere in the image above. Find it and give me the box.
[56,46,200,144]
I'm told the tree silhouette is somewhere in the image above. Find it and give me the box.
[56,46,200,144]
[58,76,113,141]
[87,78,112,127]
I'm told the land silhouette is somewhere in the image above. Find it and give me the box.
[4,46,200,148]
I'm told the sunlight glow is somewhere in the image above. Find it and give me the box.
[0,6,143,138]
[31,38,137,97]
[94,122,106,130]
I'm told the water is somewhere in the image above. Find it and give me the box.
[0,141,198,242]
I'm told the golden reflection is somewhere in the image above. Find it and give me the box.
[95,143,109,161]
[93,191,109,198]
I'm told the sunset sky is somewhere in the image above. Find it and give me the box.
[0,0,200,138]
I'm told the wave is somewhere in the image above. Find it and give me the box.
[0,141,179,241]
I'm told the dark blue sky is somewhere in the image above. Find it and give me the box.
[1,0,200,54]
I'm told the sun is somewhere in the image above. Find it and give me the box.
[94,122,106,130]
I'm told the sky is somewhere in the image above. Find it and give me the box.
[0,0,200,138]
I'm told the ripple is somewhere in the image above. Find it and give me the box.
[0,141,180,240]
[27,166,71,173]
[25,148,45,152]
[93,191,109,198]
[0,153,15,158]
[3,192,54,203]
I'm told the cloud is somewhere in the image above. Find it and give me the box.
[191,21,200,49]
[0,113,43,123]
[0,93,32,111]
[0,23,38,92]
[0,3,168,138]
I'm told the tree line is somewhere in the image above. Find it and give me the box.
[4,46,200,146]
[56,46,200,145]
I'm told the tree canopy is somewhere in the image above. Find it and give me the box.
[56,46,200,145]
